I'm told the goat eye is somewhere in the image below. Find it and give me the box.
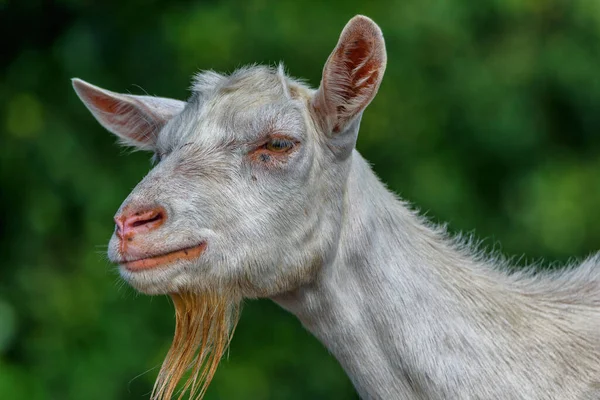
[265,138,294,153]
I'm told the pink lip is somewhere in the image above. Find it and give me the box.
[121,242,207,272]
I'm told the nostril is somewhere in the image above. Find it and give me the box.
[125,209,165,230]
[115,207,166,238]
[131,212,163,228]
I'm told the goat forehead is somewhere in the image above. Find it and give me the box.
[155,66,314,151]
[159,91,306,150]
[210,94,306,137]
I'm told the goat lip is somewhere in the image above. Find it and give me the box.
[120,242,207,272]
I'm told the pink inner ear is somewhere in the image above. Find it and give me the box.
[90,93,155,143]
[313,16,387,135]
[90,92,122,114]
[348,40,380,88]
[336,37,380,108]
[328,36,383,133]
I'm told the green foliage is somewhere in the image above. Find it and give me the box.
[1,0,599,398]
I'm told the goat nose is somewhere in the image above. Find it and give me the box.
[114,207,166,239]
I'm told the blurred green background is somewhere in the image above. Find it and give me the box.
[1,0,600,398]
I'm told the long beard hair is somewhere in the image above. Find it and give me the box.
[151,291,241,400]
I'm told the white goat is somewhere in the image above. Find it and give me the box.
[73,15,599,400]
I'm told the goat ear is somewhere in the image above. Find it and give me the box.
[72,78,185,151]
[312,15,386,138]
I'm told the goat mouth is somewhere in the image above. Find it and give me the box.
[121,242,207,272]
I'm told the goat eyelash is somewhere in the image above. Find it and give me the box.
[247,135,299,165]
[262,137,296,153]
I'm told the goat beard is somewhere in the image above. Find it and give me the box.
[151,291,241,400]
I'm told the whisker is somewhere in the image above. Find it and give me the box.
[127,363,161,394]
